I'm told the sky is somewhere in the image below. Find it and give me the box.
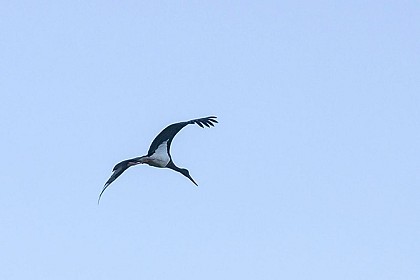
[0,1,419,279]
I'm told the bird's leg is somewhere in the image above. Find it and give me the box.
[127,156,147,166]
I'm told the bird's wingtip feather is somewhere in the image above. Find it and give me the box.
[98,183,110,204]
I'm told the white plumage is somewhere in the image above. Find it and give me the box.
[147,140,170,167]
[99,116,218,203]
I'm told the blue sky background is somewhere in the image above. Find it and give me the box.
[1,1,419,279]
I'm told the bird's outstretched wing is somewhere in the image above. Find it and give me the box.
[99,116,217,203]
[147,116,218,156]
[98,159,134,204]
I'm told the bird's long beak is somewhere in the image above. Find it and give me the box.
[187,174,198,186]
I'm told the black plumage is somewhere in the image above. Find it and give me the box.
[99,116,217,203]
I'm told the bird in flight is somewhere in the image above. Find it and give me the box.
[99,116,218,203]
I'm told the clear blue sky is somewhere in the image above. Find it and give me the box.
[1,1,419,279]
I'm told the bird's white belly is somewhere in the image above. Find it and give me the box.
[148,140,170,167]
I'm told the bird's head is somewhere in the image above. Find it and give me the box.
[179,168,198,186]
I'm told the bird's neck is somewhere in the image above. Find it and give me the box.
[166,160,181,172]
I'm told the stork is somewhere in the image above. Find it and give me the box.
[99,116,218,203]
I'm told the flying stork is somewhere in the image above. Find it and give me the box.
[99,116,218,203]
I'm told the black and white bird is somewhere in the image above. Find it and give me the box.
[99,116,218,203]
